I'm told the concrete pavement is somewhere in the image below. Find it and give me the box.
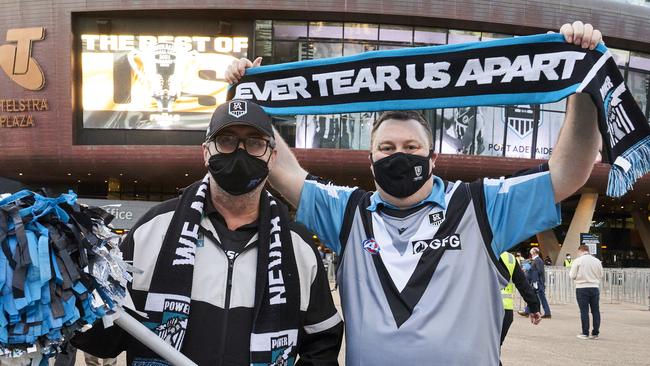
[501,303,650,366]
[72,291,650,365]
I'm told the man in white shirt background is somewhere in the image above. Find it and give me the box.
[570,244,604,340]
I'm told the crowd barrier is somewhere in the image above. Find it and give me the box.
[515,267,650,309]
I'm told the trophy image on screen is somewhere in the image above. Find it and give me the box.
[128,42,189,114]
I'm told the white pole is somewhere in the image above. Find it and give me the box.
[113,308,198,366]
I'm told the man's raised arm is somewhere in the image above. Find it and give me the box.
[548,21,603,203]
[270,127,308,208]
[227,57,308,208]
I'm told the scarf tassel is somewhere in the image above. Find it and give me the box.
[607,135,650,197]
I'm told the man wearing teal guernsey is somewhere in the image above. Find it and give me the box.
[227,21,603,366]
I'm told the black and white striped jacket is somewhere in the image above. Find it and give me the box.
[73,196,343,366]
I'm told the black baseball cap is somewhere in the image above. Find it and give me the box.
[206,100,273,141]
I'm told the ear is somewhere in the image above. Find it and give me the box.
[267,148,278,170]
[202,142,211,168]
[368,153,375,175]
[430,152,439,169]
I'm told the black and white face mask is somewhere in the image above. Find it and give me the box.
[371,151,433,198]
[208,149,269,196]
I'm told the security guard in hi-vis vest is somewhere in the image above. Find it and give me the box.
[501,252,517,311]
[499,252,541,365]
[565,253,574,267]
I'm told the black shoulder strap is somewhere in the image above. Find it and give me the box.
[338,189,371,256]
[468,179,510,281]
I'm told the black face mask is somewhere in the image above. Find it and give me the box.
[208,149,269,196]
[372,151,433,198]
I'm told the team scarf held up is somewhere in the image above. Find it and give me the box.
[144,174,300,366]
[228,33,650,197]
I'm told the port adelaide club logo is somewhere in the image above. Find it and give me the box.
[428,211,445,226]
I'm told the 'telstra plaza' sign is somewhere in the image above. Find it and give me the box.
[0,27,49,128]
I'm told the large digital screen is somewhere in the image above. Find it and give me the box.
[80,34,248,130]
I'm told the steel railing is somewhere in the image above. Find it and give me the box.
[514,267,650,309]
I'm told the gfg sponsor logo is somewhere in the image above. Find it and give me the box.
[412,234,461,254]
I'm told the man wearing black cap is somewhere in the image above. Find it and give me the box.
[73,100,343,366]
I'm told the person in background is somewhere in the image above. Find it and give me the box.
[521,255,532,273]
[570,244,604,340]
[515,252,524,265]
[544,255,553,266]
[564,253,573,267]
[519,247,552,319]
[499,251,541,366]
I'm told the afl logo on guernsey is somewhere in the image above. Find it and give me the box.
[363,238,380,255]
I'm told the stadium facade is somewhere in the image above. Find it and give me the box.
[1,0,650,265]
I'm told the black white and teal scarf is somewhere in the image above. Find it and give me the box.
[144,174,300,365]
[227,33,650,197]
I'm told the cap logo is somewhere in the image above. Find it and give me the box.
[228,101,247,118]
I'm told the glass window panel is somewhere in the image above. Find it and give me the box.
[148,192,162,201]
[540,99,567,112]
[629,52,650,71]
[344,42,377,56]
[414,27,446,45]
[379,24,412,43]
[162,194,176,201]
[448,30,481,44]
[468,107,487,155]
[273,21,308,40]
[273,41,300,64]
[295,115,315,148]
[358,112,374,150]
[120,192,136,200]
[536,111,564,159]
[628,70,650,121]
[503,105,536,158]
[299,42,313,60]
[609,48,630,67]
[344,23,378,41]
[419,109,437,150]
[439,107,480,155]
[255,40,272,58]
[480,32,512,42]
[336,112,375,150]
[313,42,342,59]
[440,109,457,154]
[476,106,506,157]
[309,22,343,39]
[275,116,296,148]
[295,114,342,148]
[339,113,356,149]
[255,20,272,40]
[378,44,411,50]
[319,115,341,148]
[429,109,445,153]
